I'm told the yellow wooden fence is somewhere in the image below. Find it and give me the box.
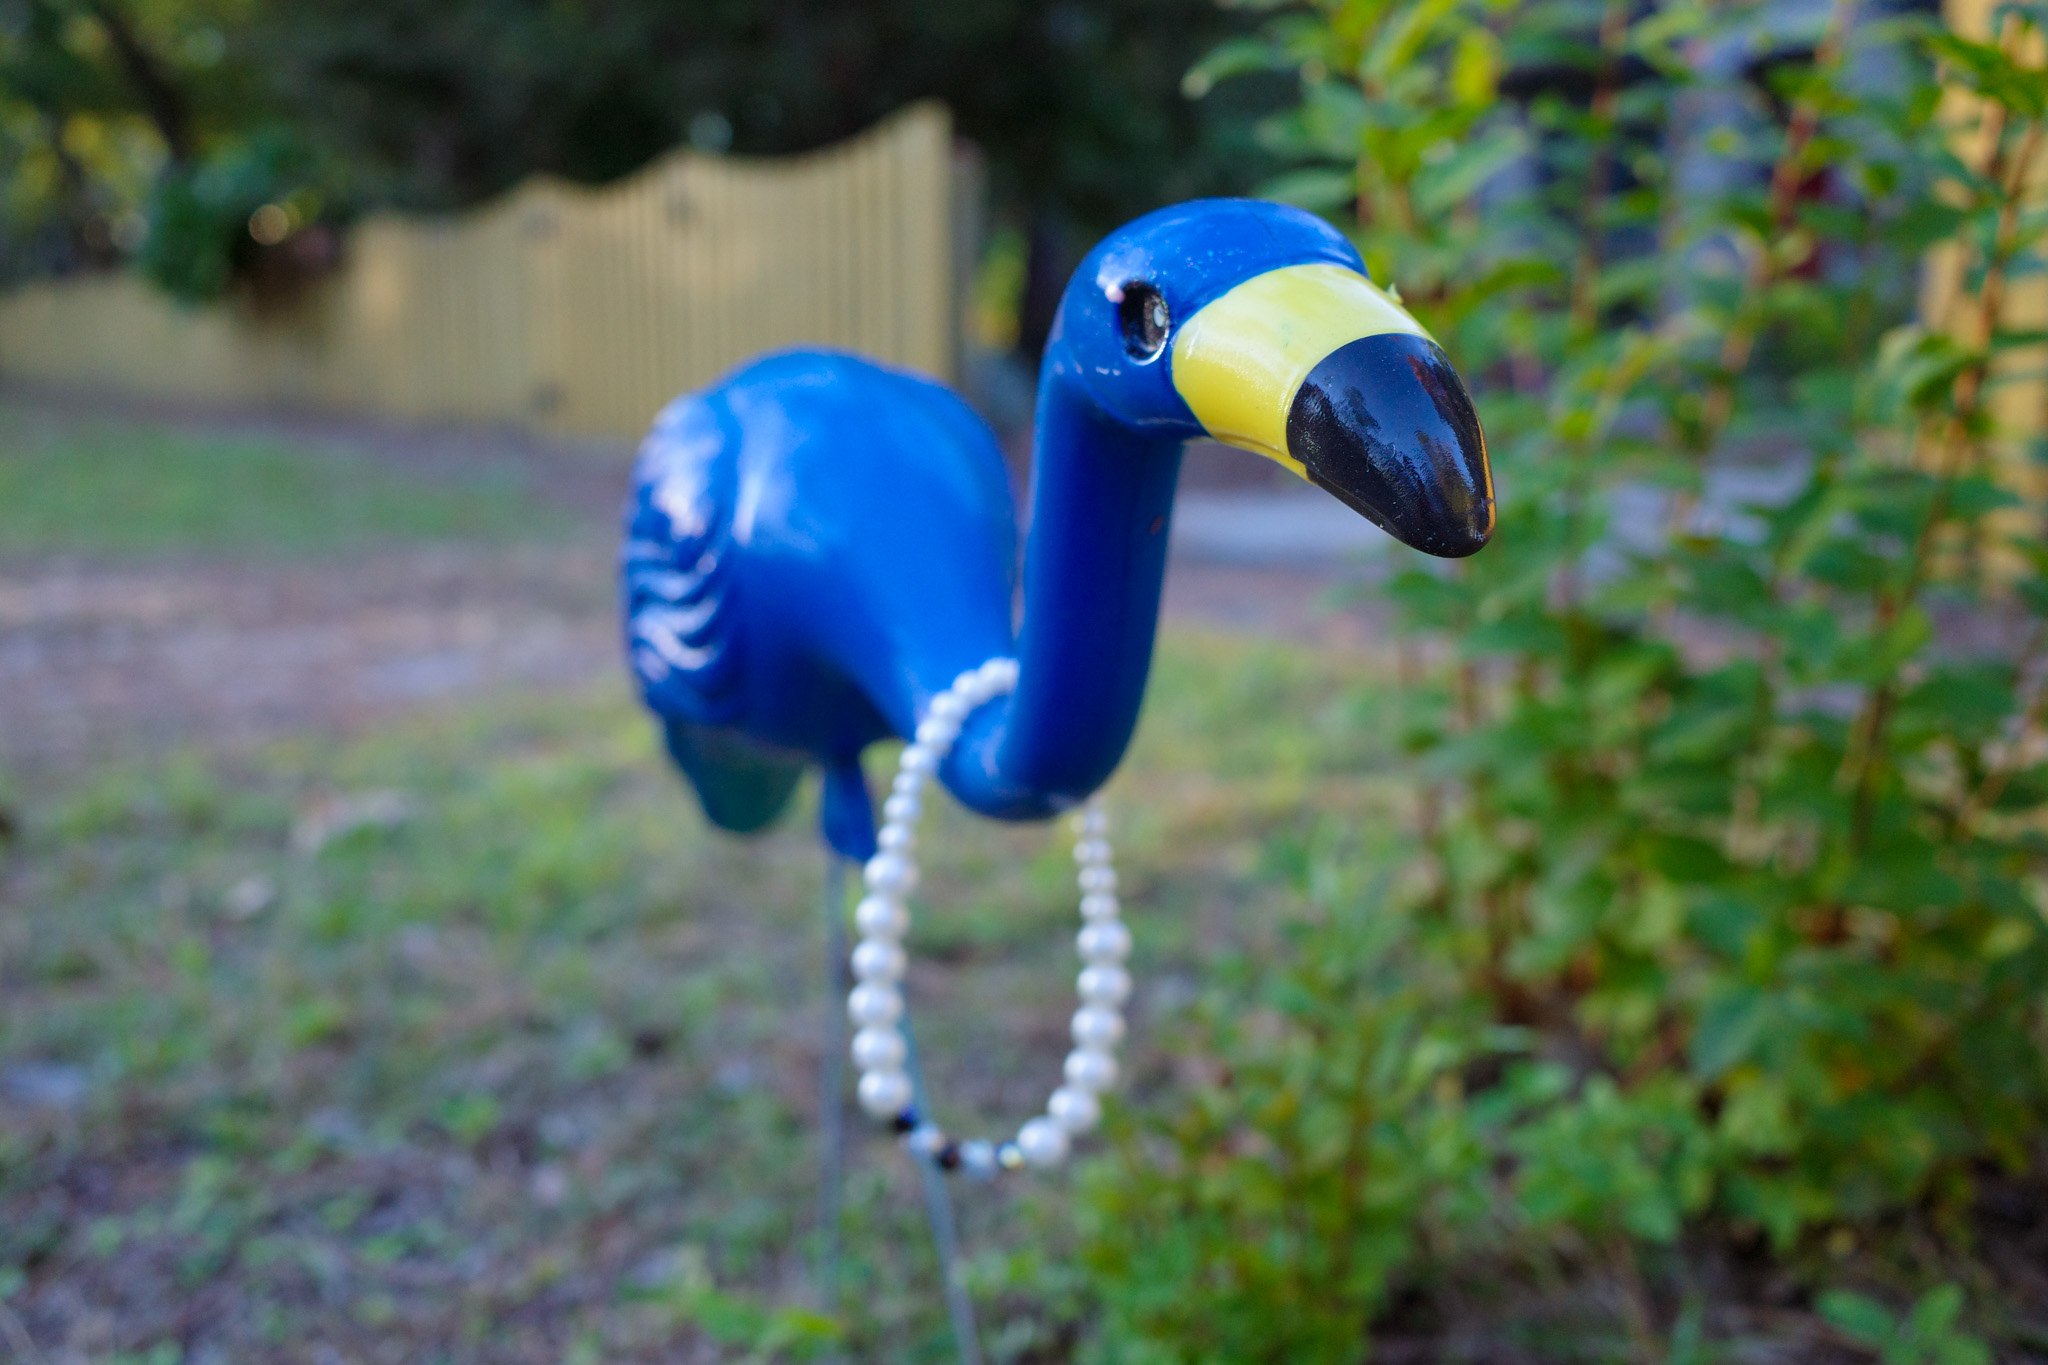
[1922,0,2048,445]
[0,103,955,440]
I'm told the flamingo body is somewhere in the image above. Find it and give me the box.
[623,351,1017,853]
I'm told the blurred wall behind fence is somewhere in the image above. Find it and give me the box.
[0,103,958,440]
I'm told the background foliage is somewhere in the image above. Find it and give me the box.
[1074,0,2048,1358]
[0,0,1281,338]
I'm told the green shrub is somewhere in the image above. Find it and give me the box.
[1083,0,2048,1356]
[140,129,330,303]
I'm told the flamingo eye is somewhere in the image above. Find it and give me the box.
[1117,283,1170,361]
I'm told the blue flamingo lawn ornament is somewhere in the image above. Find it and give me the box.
[619,196,1493,1358]
[622,197,1493,860]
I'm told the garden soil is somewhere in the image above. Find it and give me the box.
[0,395,1386,776]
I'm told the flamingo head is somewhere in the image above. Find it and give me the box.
[1045,198,1494,559]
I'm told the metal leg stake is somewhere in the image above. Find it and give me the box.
[818,855,849,1342]
[901,1017,985,1365]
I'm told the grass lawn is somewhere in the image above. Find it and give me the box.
[0,402,1392,1361]
[0,642,1386,1364]
[0,403,574,558]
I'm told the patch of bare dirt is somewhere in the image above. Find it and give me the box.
[0,545,623,774]
[0,394,1380,778]
[0,548,1375,778]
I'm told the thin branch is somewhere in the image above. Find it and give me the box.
[1956,618,2048,831]
[1568,0,1633,341]
[83,0,192,163]
[1696,0,1861,444]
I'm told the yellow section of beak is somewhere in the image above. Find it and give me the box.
[1169,262,1429,477]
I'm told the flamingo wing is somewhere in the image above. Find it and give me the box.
[622,393,804,831]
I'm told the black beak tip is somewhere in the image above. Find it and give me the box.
[1286,333,1494,560]
[1429,500,1494,558]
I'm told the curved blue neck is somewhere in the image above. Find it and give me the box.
[943,365,1185,819]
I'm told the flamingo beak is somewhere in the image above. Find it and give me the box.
[1169,262,1493,558]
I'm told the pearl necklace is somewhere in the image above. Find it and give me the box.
[847,657,1132,1174]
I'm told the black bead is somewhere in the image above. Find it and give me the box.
[937,1142,962,1170]
[891,1110,918,1134]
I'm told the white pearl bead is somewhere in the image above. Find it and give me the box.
[1070,1005,1125,1049]
[1047,1085,1101,1134]
[959,1139,997,1177]
[838,694,1135,1166]
[857,1069,913,1118]
[847,982,903,1027]
[1080,893,1120,921]
[855,894,908,939]
[1063,1047,1119,1093]
[864,852,917,895]
[1016,1116,1069,1167]
[915,716,959,748]
[1077,964,1132,1007]
[1073,839,1113,867]
[979,658,1020,690]
[1077,920,1132,964]
[851,938,907,982]
[851,1025,907,1071]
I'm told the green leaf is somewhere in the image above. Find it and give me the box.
[1865,325,1976,420]
[1945,472,2022,518]
[1257,167,1357,214]
[1450,26,1502,106]
[1463,612,1571,658]
[283,994,351,1049]
[1691,986,1770,1079]
[1903,1284,1991,1365]
[1182,36,1288,98]
[1818,1288,1896,1347]
[1928,32,2048,118]
[1897,664,2014,744]
[1906,1283,1963,1339]
[437,1093,500,1146]
[1414,124,1529,217]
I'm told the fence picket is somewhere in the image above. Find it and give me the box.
[0,104,953,440]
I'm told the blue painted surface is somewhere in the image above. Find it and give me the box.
[621,198,1492,858]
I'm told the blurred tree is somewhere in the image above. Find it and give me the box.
[0,0,145,271]
[139,126,336,302]
[236,0,1278,357]
[0,0,266,279]
[2,0,1282,343]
